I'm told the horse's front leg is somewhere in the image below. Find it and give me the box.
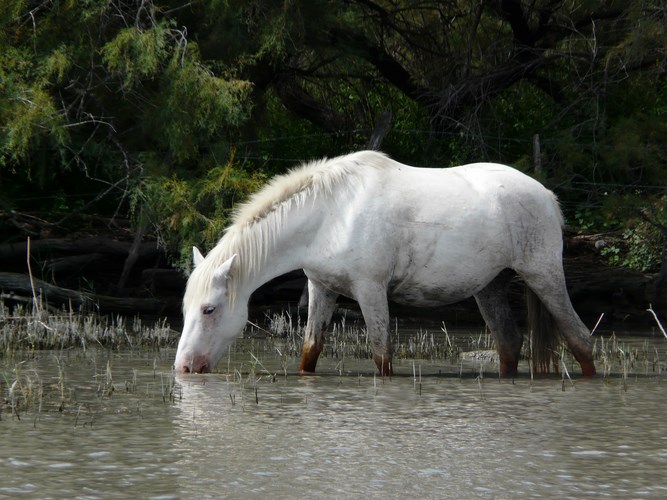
[354,282,393,376]
[300,279,338,373]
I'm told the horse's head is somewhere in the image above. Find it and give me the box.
[174,248,247,373]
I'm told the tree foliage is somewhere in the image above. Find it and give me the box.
[135,151,266,269]
[1,0,666,271]
[0,0,251,219]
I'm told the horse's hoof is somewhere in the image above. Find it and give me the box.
[580,362,596,377]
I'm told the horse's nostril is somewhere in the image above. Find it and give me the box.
[175,355,211,374]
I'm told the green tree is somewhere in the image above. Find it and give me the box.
[1,0,251,238]
[2,1,666,273]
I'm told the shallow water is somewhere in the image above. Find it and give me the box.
[1,335,667,499]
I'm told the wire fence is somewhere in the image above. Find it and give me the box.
[230,128,667,198]
[6,128,666,214]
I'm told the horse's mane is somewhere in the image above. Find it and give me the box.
[183,150,390,311]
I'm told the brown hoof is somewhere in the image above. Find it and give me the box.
[579,361,596,377]
[300,345,322,373]
[499,359,519,378]
[373,355,393,377]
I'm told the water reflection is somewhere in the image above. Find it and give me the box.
[2,345,667,498]
[1,350,182,498]
[173,370,667,498]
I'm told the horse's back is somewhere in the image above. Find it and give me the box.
[392,160,553,201]
[361,159,561,231]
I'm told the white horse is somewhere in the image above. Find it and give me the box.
[174,151,596,377]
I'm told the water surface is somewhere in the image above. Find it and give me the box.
[1,335,666,498]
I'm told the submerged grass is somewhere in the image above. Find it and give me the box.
[2,350,180,424]
[2,300,666,422]
[248,309,667,380]
[1,297,180,423]
[255,310,496,366]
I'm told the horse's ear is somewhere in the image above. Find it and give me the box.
[193,246,205,267]
[213,254,238,283]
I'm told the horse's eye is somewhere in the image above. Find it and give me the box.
[202,305,216,315]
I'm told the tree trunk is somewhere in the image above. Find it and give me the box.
[366,111,392,150]
[118,223,147,290]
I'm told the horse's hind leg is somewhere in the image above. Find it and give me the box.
[300,279,338,373]
[474,269,523,377]
[520,268,596,376]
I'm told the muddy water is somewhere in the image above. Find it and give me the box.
[2,336,667,499]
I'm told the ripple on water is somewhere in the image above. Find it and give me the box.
[2,344,667,498]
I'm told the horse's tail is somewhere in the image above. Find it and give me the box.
[526,288,560,374]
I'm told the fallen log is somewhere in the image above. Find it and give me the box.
[0,237,159,262]
[0,272,165,315]
[141,268,186,292]
[44,253,107,275]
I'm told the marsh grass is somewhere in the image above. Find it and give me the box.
[3,303,666,423]
[255,312,496,366]
[2,351,180,425]
[1,298,178,352]
[250,310,667,382]
[1,297,180,423]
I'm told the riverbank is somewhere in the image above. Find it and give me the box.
[0,228,665,329]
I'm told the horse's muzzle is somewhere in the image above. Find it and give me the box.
[174,354,211,374]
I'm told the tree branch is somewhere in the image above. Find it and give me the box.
[273,72,346,133]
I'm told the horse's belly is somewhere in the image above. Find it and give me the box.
[388,260,503,307]
[388,275,486,307]
[389,285,471,307]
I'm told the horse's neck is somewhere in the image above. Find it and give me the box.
[235,204,321,303]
